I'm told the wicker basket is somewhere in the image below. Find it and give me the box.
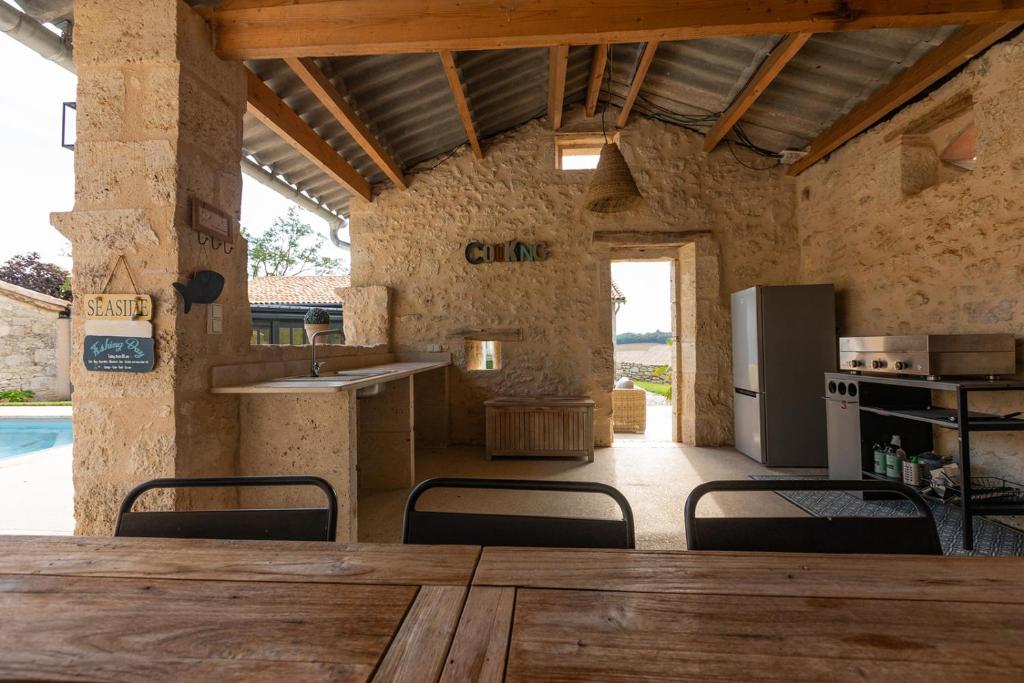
[613,388,647,433]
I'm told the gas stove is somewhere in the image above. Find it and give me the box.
[838,334,1015,379]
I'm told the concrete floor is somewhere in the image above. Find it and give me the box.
[0,405,821,546]
[361,406,820,549]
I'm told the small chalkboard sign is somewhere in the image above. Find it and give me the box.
[83,336,155,373]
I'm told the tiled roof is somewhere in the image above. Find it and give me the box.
[0,279,70,312]
[248,275,350,306]
[611,280,626,303]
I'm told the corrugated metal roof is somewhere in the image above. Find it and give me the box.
[15,2,973,218]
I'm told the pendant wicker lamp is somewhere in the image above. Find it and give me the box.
[583,143,643,213]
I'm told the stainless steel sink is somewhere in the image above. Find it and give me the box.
[333,369,394,379]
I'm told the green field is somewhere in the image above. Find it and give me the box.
[635,381,671,400]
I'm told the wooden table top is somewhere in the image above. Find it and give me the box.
[457,548,1024,682]
[4,537,1024,681]
[0,536,478,682]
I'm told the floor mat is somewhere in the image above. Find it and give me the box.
[750,475,1024,557]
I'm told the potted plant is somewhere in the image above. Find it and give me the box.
[303,307,332,344]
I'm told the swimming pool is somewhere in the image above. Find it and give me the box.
[0,419,73,460]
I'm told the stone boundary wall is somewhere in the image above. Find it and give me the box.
[615,361,672,384]
[0,295,63,400]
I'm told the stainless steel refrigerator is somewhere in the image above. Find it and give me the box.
[732,285,836,467]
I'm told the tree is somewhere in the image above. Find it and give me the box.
[242,207,342,277]
[0,252,71,300]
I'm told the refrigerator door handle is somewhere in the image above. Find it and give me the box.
[735,387,759,398]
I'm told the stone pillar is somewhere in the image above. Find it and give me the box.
[51,0,249,534]
[677,236,730,447]
[358,378,415,490]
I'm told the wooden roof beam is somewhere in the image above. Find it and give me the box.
[585,44,608,118]
[548,45,569,129]
[438,50,484,160]
[244,68,371,201]
[285,57,407,189]
[616,41,659,128]
[210,1,1024,59]
[703,32,813,152]
[788,22,1021,176]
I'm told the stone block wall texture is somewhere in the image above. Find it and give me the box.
[797,36,1024,524]
[0,296,64,400]
[615,361,673,385]
[349,113,798,446]
[52,0,251,534]
[338,285,391,347]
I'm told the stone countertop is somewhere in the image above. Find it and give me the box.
[209,361,449,395]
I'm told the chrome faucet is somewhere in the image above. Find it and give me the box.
[309,328,343,377]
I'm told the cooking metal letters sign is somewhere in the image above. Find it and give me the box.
[83,336,156,373]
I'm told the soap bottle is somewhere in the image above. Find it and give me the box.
[872,442,887,475]
[885,435,906,479]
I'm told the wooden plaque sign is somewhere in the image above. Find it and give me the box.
[83,294,153,321]
[83,336,155,373]
[191,198,234,244]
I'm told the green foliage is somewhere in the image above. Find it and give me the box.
[635,381,671,400]
[0,389,36,403]
[242,207,342,277]
[652,365,670,378]
[304,307,331,324]
[0,401,71,407]
[0,252,71,300]
[615,330,671,345]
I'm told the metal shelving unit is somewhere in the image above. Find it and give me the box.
[847,375,1024,550]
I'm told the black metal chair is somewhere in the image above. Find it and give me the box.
[684,479,942,555]
[115,475,338,542]
[402,477,635,549]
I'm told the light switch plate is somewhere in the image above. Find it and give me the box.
[207,303,223,335]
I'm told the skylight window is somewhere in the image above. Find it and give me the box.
[555,133,615,171]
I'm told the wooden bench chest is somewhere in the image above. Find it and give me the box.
[484,396,595,461]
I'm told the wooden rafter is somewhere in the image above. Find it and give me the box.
[585,44,608,118]
[787,22,1020,176]
[548,45,569,130]
[285,57,407,189]
[438,50,483,160]
[209,1,1024,59]
[703,32,813,152]
[616,41,659,128]
[244,68,371,201]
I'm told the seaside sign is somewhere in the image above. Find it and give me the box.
[465,240,549,264]
[83,336,156,373]
[83,293,153,321]
[82,255,156,372]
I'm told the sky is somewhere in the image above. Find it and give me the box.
[611,261,672,334]
[0,14,348,273]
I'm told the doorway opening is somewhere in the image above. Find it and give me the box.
[611,260,677,443]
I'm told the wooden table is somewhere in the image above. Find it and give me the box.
[452,548,1024,682]
[0,536,478,681]
[3,538,1023,681]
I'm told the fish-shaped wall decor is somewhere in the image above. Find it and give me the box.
[173,270,225,314]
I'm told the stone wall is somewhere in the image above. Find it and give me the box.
[349,111,798,446]
[0,293,67,401]
[797,36,1024,507]
[615,361,672,385]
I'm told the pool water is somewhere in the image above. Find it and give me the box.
[0,419,73,460]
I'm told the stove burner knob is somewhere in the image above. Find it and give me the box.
[871,359,887,369]
[848,359,863,368]
[894,361,910,371]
